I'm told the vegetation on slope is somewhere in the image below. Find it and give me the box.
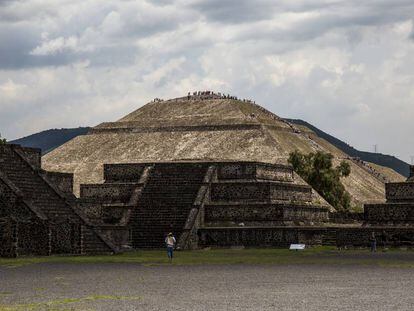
[289,150,352,210]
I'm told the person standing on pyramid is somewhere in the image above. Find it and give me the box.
[165,232,176,262]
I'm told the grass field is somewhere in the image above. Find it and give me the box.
[1,247,413,268]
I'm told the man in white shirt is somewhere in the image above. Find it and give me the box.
[165,232,176,262]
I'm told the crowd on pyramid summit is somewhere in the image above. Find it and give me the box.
[152,90,258,103]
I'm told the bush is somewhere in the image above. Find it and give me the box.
[0,133,6,144]
[288,150,352,210]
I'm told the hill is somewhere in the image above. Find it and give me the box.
[10,127,90,154]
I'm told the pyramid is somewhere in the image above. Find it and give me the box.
[42,92,403,207]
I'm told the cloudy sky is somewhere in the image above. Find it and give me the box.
[0,0,413,162]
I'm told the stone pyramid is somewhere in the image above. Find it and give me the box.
[42,92,403,207]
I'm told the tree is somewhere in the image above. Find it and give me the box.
[0,133,6,144]
[288,150,352,211]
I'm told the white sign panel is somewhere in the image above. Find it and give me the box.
[289,244,306,250]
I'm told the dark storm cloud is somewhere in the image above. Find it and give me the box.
[0,0,189,69]
[191,0,414,42]
[0,25,42,69]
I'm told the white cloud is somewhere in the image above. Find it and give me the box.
[30,36,79,55]
[0,0,413,163]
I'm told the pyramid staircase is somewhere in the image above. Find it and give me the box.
[130,163,209,248]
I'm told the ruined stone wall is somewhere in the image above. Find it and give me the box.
[255,165,293,182]
[328,211,364,224]
[205,204,284,222]
[104,163,146,182]
[99,226,130,249]
[50,222,81,254]
[211,183,269,201]
[283,206,328,222]
[80,183,140,203]
[364,203,414,223]
[41,171,74,195]
[0,217,16,257]
[217,163,256,180]
[17,221,49,256]
[204,204,327,226]
[0,180,29,220]
[16,146,41,169]
[216,163,293,182]
[270,184,312,202]
[210,183,312,202]
[199,227,414,248]
[386,183,414,202]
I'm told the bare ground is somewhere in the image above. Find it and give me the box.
[0,261,413,310]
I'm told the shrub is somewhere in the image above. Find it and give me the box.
[288,150,351,210]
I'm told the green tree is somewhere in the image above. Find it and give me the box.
[0,133,6,144]
[288,150,351,210]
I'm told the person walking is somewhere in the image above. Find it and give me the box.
[165,232,176,262]
[370,232,377,252]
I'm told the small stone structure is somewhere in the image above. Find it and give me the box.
[364,166,414,225]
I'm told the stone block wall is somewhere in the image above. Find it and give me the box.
[17,220,50,256]
[77,200,104,224]
[328,211,364,224]
[335,228,414,247]
[386,183,414,202]
[283,206,328,222]
[216,162,293,182]
[256,164,293,182]
[50,222,81,255]
[211,183,269,202]
[15,146,41,169]
[77,200,131,225]
[41,171,74,195]
[204,204,328,224]
[80,183,141,203]
[99,226,130,249]
[199,227,414,248]
[270,184,312,202]
[104,163,146,182]
[205,204,284,222]
[364,203,414,223]
[210,182,312,203]
[0,218,16,257]
[217,163,256,180]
